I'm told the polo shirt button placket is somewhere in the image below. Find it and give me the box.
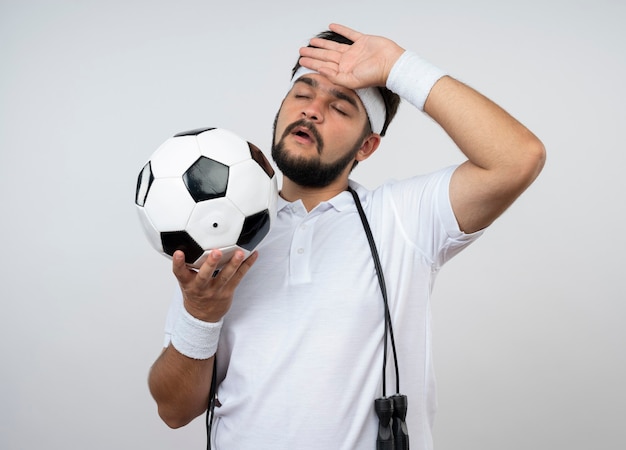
[289,215,316,285]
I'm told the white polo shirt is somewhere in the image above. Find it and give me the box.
[164,165,482,449]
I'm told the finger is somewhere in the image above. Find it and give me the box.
[328,23,363,41]
[235,251,258,280]
[172,250,194,284]
[195,249,223,284]
[299,46,341,65]
[211,250,246,288]
[307,37,347,53]
[224,251,259,289]
[298,54,340,74]
[297,57,339,80]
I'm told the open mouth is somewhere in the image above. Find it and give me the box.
[281,120,323,154]
[292,126,315,144]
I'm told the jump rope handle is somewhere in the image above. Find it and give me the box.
[375,397,395,450]
[391,394,409,450]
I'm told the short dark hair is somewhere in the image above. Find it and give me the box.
[291,30,401,137]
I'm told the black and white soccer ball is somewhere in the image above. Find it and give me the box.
[135,127,278,269]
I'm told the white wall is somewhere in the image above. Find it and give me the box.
[1,0,624,448]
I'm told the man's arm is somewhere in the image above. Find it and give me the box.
[299,23,545,233]
[148,249,257,428]
[148,347,215,428]
[425,76,545,233]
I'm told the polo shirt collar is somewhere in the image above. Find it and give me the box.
[276,180,366,214]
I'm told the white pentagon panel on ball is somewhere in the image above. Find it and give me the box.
[143,178,196,230]
[136,207,165,253]
[196,128,251,166]
[227,159,275,215]
[186,197,245,251]
[149,136,201,178]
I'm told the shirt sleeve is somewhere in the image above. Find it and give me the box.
[384,165,483,269]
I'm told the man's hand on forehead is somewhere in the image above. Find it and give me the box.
[297,23,405,91]
[290,65,387,135]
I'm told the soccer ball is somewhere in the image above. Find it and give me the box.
[135,127,278,269]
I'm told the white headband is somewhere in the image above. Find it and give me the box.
[291,66,386,135]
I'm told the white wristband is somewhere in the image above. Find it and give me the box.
[171,307,223,360]
[386,50,447,111]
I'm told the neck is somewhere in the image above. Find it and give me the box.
[280,177,349,212]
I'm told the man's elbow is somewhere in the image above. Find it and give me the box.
[158,406,197,429]
[528,138,546,172]
[512,135,546,189]
[526,136,547,180]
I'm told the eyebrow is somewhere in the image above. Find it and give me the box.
[295,76,361,111]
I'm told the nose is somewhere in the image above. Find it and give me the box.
[301,99,324,123]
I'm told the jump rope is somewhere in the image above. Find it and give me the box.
[205,187,409,449]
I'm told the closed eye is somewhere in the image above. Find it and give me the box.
[333,105,349,116]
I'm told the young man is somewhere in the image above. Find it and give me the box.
[148,23,545,449]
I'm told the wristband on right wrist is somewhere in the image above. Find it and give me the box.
[386,50,447,111]
[171,307,223,360]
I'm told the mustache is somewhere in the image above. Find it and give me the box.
[281,119,324,154]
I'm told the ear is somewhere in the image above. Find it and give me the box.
[355,133,382,162]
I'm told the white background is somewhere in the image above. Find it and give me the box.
[1,0,624,449]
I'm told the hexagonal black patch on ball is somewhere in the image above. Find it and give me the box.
[237,209,270,251]
[174,127,216,137]
[135,162,154,207]
[183,156,229,202]
[248,142,275,179]
[161,231,204,263]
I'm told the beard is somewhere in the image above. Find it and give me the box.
[271,117,364,188]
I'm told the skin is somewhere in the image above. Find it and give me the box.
[148,23,546,429]
[148,249,258,428]
[272,72,381,208]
